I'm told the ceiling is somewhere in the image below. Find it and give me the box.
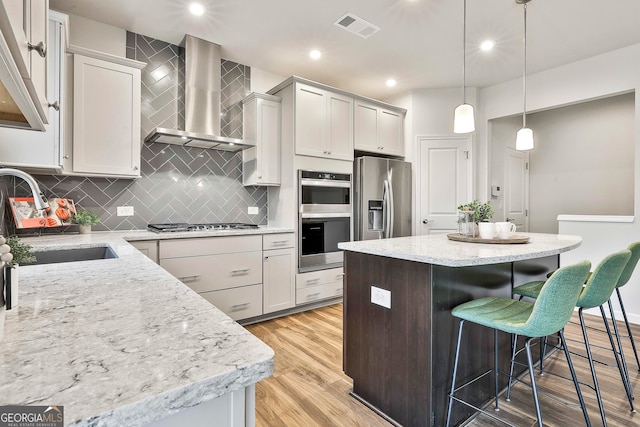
[49,0,640,99]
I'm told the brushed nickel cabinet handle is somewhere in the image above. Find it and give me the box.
[231,302,250,309]
[178,275,201,282]
[230,268,250,274]
[28,41,47,57]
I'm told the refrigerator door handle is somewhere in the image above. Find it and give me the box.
[383,179,391,238]
[388,178,395,238]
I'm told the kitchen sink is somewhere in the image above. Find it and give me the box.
[28,246,118,265]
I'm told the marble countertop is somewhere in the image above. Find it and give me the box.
[0,232,275,426]
[338,232,582,267]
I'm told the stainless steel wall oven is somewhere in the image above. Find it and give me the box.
[298,170,352,273]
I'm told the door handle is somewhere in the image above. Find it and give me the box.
[506,218,515,222]
[422,219,431,225]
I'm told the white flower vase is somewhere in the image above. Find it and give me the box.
[79,224,92,234]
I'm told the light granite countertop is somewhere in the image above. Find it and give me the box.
[0,230,281,426]
[338,232,582,267]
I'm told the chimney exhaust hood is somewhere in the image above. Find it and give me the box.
[144,36,254,152]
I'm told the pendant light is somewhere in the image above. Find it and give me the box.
[453,0,475,134]
[515,0,534,150]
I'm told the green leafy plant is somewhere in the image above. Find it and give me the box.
[6,236,36,266]
[71,210,100,225]
[457,200,494,224]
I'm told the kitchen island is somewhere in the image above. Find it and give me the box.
[338,232,582,427]
[0,231,278,426]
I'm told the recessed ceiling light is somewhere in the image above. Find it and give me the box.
[386,79,397,87]
[309,49,322,60]
[480,40,495,52]
[189,3,205,16]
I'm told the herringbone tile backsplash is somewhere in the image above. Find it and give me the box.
[8,33,268,234]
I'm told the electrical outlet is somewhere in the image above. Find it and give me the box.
[371,286,391,309]
[117,206,134,217]
[248,206,259,215]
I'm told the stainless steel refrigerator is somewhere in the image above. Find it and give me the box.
[354,156,412,240]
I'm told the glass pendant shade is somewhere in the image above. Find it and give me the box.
[454,103,475,133]
[516,127,534,151]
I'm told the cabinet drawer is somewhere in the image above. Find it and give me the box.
[200,284,263,321]
[296,267,344,289]
[160,235,262,259]
[161,251,262,292]
[263,233,295,250]
[296,282,344,305]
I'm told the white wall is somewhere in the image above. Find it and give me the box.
[529,94,635,232]
[250,68,287,94]
[481,42,640,324]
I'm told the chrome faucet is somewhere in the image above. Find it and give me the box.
[0,168,49,210]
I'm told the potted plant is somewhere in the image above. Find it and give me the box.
[71,210,100,234]
[3,235,36,310]
[457,200,494,224]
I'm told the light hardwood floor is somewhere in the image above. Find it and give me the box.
[246,304,640,427]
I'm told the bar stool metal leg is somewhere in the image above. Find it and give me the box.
[559,329,592,427]
[616,287,640,371]
[579,308,608,425]
[446,319,465,427]
[600,304,635,411]
[494,328,500,412]
[506,334,518,402]
[525,337,544,426]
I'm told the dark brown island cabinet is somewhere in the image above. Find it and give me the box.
[339,233,582,427]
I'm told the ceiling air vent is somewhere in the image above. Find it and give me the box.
[334,13,380,39]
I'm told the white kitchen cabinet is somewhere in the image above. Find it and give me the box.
[242,92,281,186]
[129,240,158,264]
[0,0,49,129]
[0,11,65,171]
[295,82,353,161]
[263,233,295,314]
[295,267,343,306]
[64,46,145,178]
[159,235,264,321]
[354,99,405,157]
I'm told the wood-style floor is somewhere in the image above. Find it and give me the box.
[246,304,640,427]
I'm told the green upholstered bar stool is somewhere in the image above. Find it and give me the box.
[512,250,634,426]
[611,242,640,371]
[445,261,592,427]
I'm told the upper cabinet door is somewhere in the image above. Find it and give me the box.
[325,91,353,161]
[295,83,326,158]
[0,0,49,129]
[354,101,378,152]
[72,54,141,177]
[379,108,403,156]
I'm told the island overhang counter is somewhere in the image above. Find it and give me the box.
[338,232,582,427]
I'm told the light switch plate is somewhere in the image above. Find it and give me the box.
[248,206,259,215]
[117,206,134,216]
[371,286,391,309]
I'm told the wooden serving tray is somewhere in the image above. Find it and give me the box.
[447,233,530,244]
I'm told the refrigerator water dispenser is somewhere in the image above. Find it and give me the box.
[368,200,383,231]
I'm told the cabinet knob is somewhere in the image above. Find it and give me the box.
[28,41,47,58]
[48,101,60,111]
[133,166,139,170]
[258,175,262,179]
[63,155,70,159]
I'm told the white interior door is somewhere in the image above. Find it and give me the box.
[417,136,472,235]
[504,148,530,231]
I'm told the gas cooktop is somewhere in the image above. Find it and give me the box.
[148,223,260,233]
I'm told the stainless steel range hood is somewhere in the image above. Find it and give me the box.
[144,35,254,152]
